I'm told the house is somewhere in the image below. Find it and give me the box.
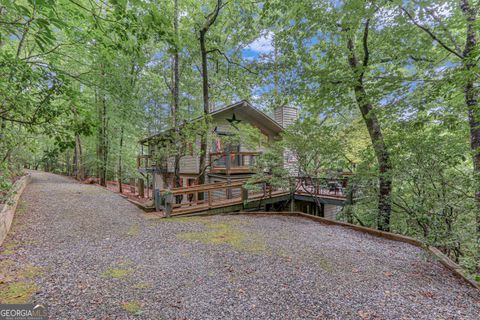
[137,100,298,193]
[137,100,348,219]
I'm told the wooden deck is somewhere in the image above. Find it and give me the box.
[153,178,347,217]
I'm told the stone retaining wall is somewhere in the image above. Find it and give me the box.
[0,174,31,245]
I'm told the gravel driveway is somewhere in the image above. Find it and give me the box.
[1,171,479,319]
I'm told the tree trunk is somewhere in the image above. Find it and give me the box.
[100,93,108,187]
[346,21,392,231]
[75,135,84,180]
[198,0,222,186]
[355,86,392,231]
[73,139,78,177]
[173,0,181,188]
[466,77,480,237]
[460,0,480,243]
[98,63,108,188]
[118,127,124,193]
[95,89,101,180]
[199,29,209,186]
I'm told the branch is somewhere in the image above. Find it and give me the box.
[400,7,463,59]
[201,0,223,33]
[207,48,258,75]
[67,0,118,23]
[362,18,370,69]
[162,73,172,93]
[22,41,80,61]
[425,7,462,54]
[16,6,35,58]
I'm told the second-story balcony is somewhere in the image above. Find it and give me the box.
[209,152,260,175]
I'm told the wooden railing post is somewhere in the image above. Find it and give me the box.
[241,186,248,202]
[225,150,231,176]
[226,178,232,199]
[208,190,212,207]
[155,189,161,211]
[165,192,173,217]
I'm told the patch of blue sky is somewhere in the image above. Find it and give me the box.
[404,80,419,93]
[252,83,275,96]
[242,49,259,60]
[146,51,164,68]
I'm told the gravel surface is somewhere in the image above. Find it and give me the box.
[1,171,479,319]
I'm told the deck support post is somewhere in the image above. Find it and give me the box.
[165,192,173,217]
[146,175,149,198]
[155,189,161,212]
[138,178,145,198]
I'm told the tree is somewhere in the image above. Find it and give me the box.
[261,0,399,230]
[172,0,181,188]
[344,15,392,231]
[399,0,480,247]
[198,0,223,185]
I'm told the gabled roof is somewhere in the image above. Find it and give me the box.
[140,100,283,144]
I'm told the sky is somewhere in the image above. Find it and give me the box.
[242,31,274,59]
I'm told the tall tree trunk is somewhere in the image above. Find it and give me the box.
[173,0,181,188]
[75,135,84,180]
[346,20,392,231]
[73,140,78,176]
[71,103,84,180]
[95,89,101,180]
[198,0,222,186]
[199,30,209,185]
[100,93,108,187]
[97,62,108,187]
[460,0,480,247]
[118,127,124,193]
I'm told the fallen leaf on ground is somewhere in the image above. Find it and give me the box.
[420,291,434,298]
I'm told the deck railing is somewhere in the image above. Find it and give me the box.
[294,176,348,199]
[156,179,287,216]
[209,151,261,174]
[153,176,350,216]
